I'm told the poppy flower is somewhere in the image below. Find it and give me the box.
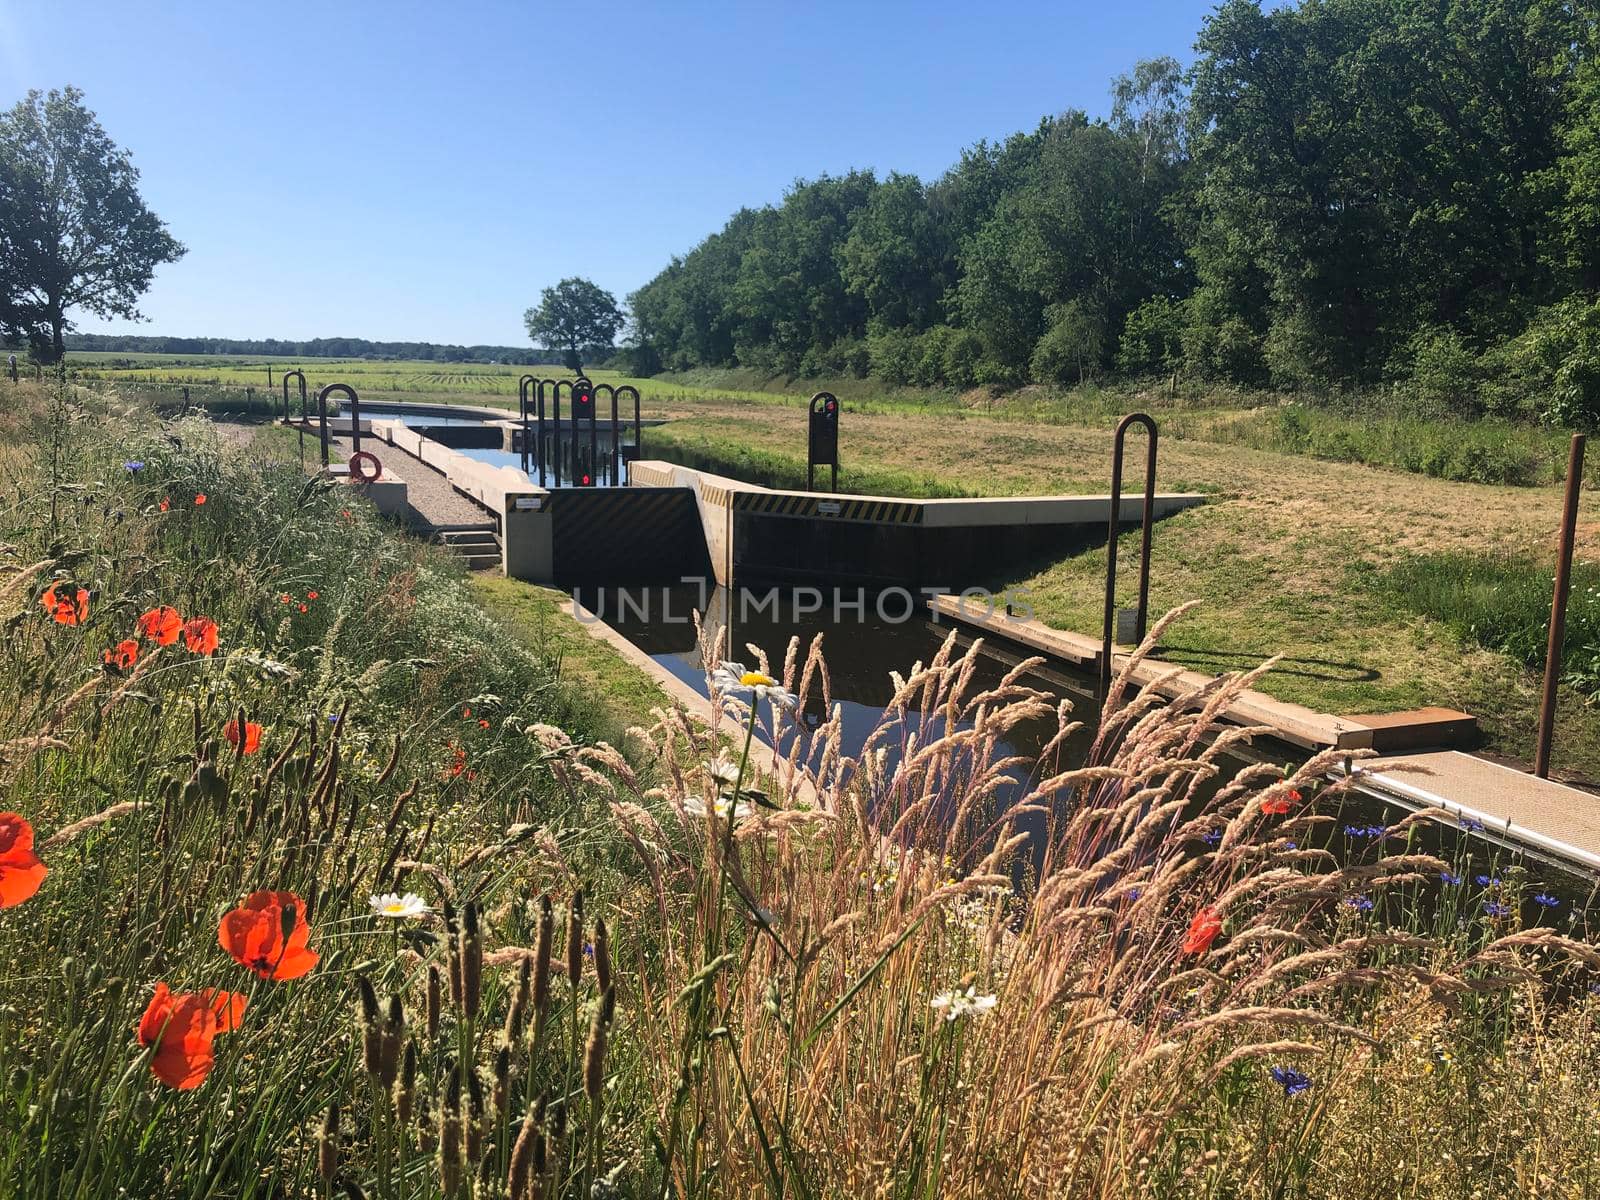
[278,594,291,605]
[1261,788,1301,816]
[136,982,248,1090]
[0,813,47,908]
[136,605,184,646]
[297,604,308,614]
[219,889,319,980]
[223,719,263,755]
[306,590,318,601]
[159,497,171,513]
[102,638,140,670]
[194,493,207,506]
[443,744,468,779]
[478,719,489,729]
[39,583,89,626]
[1181,906,1223,957]
[181,616,219,656]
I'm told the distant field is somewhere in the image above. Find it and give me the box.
[67,352,788,411]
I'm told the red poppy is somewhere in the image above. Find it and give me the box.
[39,583,89,626]
[181,616,219,656]
[297,603,308,613]
[159,497,171,513]
[478,719,489,729]
[136,982,248,1090]
[278,594,291,604]
[462,707,471,719]
[194,494,207,506]
[223,719,263,754]
[137,605,184,646]
[218,889,319,980]
[102,638,140,670]
[306,590,319,601]
[0,813,47,908]
[444,744,468,778]
[1261,788,1302,817]
[1181,907,1223,957]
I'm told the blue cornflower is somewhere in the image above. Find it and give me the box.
[1475,874,1501,887]
[1484,901,1511,918]
[1344,895,1375,912]
[1343,824,1387,839]
[1533,892,1560,909]
[1459,817,1485,832]
[1268,1066,1312,1097]
[327,713,340,724]
[1200,829,1222,846]
[1280,841,1298,851]
[1439,871,1461,886]
[123,460,145,473]
[1126,888,1143,901]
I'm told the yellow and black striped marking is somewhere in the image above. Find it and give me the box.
[732,492,923,524]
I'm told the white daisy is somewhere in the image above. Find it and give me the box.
[369,892,430,920]
[710,661,798,710]
[929,985,998,1023]
[705,752,744,789]
[682,794,753,824]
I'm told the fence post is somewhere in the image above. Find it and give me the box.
[1535,433,1587,778]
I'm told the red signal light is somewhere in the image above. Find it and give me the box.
[581,473,592,486]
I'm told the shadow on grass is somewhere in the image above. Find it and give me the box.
[1157,643,1382,685]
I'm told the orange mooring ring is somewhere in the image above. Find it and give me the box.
[348,451,382,483]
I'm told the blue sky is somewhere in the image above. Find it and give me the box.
[1,0,1217,346]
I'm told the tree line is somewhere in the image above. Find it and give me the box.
[626,0,1600,426]
[64,332,561,365]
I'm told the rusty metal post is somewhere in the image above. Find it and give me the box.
[596,384,620,483]
[314,383,361,466]
[1535,433,1587,778]
[1099,413,1159,696]
[543,379,566,485]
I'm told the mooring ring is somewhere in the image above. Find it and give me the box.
[348,451,382,482]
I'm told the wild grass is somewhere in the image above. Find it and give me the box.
[1384,553,1600,696]
[2,381,1599,1196]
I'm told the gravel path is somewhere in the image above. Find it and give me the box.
[215,421,496,530]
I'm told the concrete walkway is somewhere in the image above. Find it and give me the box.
[318,431,495,530]
[1338,751,1600,873]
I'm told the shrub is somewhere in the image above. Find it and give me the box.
[1116,296,1185,376]
[1391,326,1485,418]
[942,328,985,388]
[867,327,922,385]
[1029,300,1105,384]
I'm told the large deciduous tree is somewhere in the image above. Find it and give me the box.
[0,87,184,363]
[523,278,624,373]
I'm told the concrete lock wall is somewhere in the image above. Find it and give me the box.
[626,460,1205,591]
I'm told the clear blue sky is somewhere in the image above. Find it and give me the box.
[1,0,1217,347]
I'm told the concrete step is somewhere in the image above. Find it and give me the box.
[456,552,502,572]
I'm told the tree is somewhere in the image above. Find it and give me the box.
[0,87,184,363]
[523,278,623,374]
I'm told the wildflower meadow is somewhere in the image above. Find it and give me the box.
[2,379,1600,1198]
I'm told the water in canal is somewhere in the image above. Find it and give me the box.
[585,582,1598,923]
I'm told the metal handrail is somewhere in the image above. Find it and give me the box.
[314,383,361,468]
[1099,413,1158,695]
[281,369,306,422]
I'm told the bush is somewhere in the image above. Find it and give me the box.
[1029,301,1105,384]
[1389,326,1486,419]
[942,328,985,388]
[867,327,922,386]
[1116,297,1185,376]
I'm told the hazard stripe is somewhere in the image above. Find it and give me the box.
[729,491,923,524]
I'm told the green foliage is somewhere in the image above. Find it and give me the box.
[0,87,184,361]
[1029,300,1106,384]
[1117,297,1185,376]
[1385,552,1600,697]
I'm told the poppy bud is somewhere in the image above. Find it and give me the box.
[461,902,482,1022]
[565,890,584,992]
[593,916,612,997]
[317,1103,339,1180]
[426,964,442,1040]
[394,1040,416,1129]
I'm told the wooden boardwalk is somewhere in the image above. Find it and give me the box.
[932,595,1600,875]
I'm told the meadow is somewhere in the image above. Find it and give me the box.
[5,377,1600,1198]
